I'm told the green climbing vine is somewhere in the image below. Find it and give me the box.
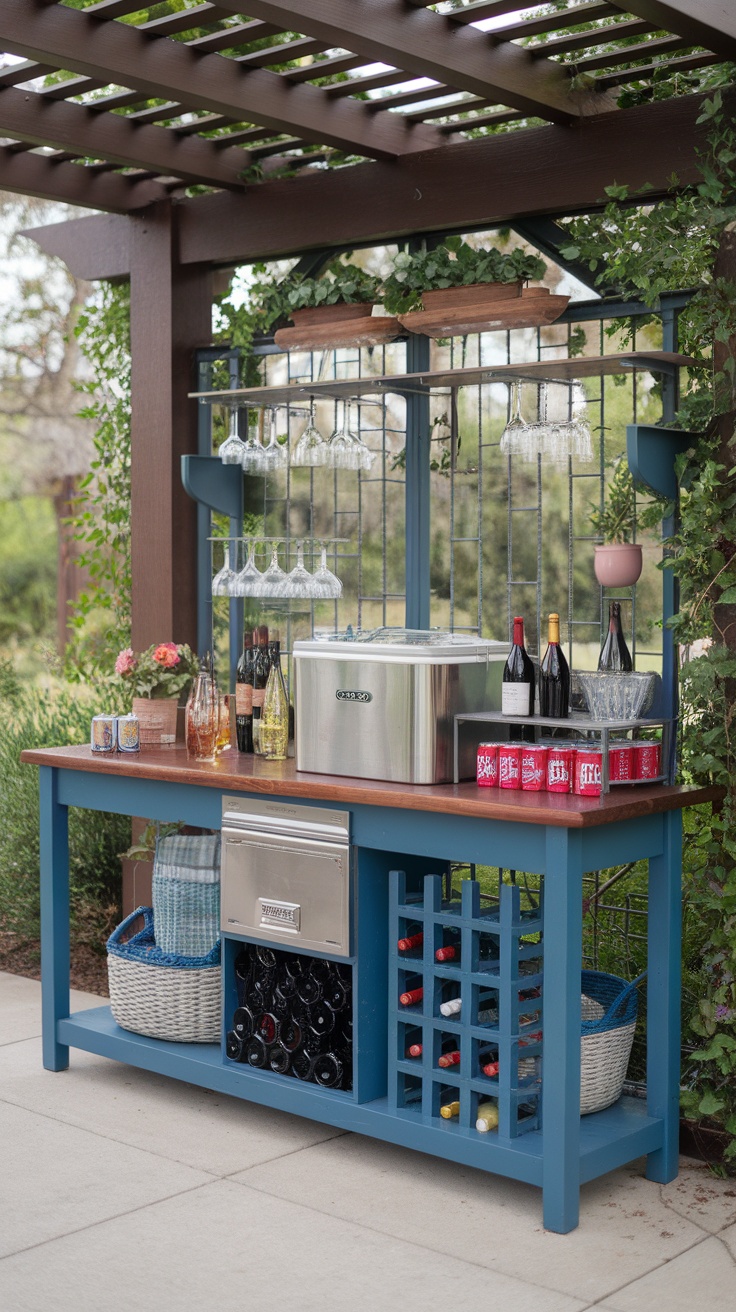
[561,70,736,1162]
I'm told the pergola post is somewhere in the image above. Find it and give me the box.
[129,201,212,650]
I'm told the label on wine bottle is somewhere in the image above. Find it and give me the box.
[235,685,252,715]
[252,688,266,710]
[502,682,531,716]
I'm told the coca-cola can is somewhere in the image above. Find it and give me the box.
[609,742,634,782]
[521,745,548,792]
[574,747,602,797]
[499,743,521,790]
[633,740,661,780]
[546,745,574,793]
[476,742,499,787]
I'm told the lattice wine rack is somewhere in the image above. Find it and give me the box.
[389,870,544,1138]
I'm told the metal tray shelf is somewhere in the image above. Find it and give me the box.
[453,710,675,792]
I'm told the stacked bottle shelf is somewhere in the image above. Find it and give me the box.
[389,870,543,1138]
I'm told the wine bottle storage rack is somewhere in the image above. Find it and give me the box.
[389,870,543,1139]
[225,941,353,1093]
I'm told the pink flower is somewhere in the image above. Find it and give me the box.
[115,648,137,676]
[153,642,181,669]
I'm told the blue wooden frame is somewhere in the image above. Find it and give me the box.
[39,761,683,1233]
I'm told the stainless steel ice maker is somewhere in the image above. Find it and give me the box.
[293,629,507,784]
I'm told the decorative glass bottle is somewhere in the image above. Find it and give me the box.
[259,633,289,761]
[185,656,219,762]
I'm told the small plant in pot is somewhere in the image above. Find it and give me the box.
[115,642,199,746]
[381,237,547,316]
[251,258,382,332]
[590,458,643,588]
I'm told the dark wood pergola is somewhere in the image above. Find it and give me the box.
[1,0,732,647]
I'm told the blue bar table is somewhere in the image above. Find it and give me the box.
[21,744,718,1234]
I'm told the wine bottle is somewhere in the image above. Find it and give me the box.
[251,625,270,755]
[291,1048,315,1081]
[440,1100,460,1120]
[397,929,423,952]
[538,613,570,718]
[235,631,254,753]
[307,999,336,1038]
[245,1035,269,1068]
[269,1046,291,1075]
[435,934,494,966]
[475,1100,499,1133]
[502,616,535,717]
[437,1049,461,1069]
[598,601,633,672]
[399,986,423,1007]
[406,1041,423,1059]
[312,1050,346,1089]
[226,1030,244,1062]
[260,631,289,761]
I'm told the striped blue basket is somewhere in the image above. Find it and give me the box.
[152,833,221,958]
[107,907,221,1043]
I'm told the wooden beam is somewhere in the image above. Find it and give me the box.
[0,86,251,189]
[609,1,736,60]
[1,0,442,159]
[24,211,133,277]
[26,94,712,277]
[129,202,211,651]
[216,0,616,122]
[0,145,166,212]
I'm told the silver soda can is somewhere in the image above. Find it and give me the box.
[91,714,116,753]
[116,713,141,754]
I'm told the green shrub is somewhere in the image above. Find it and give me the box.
[0,681,128,943]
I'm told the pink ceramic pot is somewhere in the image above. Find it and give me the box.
[594,543,643,588]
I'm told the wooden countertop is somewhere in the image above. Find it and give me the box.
[20,744,720,830]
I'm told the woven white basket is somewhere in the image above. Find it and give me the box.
[108,955,221,1043]
[579,988,636,1115]
[107,906,221,1044]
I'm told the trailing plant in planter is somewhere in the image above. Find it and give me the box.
[251,260,381,331]
[381,237,546,316]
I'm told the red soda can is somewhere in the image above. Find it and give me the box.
[574,747,602,796]
[499,743,521,790]
[609,743,634,782]
[521,745,548,792]
[633,740,661,780]
[476,742,499,787]
[546,745,573,793]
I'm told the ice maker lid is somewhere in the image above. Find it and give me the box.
[293,628,507,662]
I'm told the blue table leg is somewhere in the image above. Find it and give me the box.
[40,767,70,1072]
[645,808,682,1183]
[542,826,583,1233]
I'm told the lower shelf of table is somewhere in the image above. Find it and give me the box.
[58,1007,664,1188]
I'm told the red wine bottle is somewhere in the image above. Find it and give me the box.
[502,616,535,717]
[235,630,254,753]
[598,601,633,672]
[539,613,570,718]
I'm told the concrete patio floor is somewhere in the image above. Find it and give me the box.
[1,972,735,1312]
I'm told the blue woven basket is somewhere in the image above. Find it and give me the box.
[152,833,221,958]
[579,970,645,1114]
[106,907,221,1043]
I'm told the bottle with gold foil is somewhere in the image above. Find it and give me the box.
[538,612,570,718]
[260,631,289,760]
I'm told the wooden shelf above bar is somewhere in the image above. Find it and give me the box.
[188,351,702,408]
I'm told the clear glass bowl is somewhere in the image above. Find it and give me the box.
[576,671,657,722]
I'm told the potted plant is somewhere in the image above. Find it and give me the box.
[380,238,566,337]
[252,259,382,333]
[115,642,199,747]
[590,457,643,588]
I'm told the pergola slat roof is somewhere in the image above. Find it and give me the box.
[0,0,729,221]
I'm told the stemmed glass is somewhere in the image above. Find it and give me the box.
[500,382,529,458]
[258,409,288,472]
[327,401,375,472]
[292,399,328,467]
[251,542,288,597]
[219,407,247,465]
[240,412,266,473]
[308,544,343,599]
[212,542,238,596]
[233,539,263,597]
[281,541,314,598]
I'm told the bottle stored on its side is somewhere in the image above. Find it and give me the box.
[598,601,633,672]
[538,612,570,718]
[260,631,289,761]
[235,631,255,753]
[251,625,270,755]
[440,1100,460,1120]
[502,616,535,717]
